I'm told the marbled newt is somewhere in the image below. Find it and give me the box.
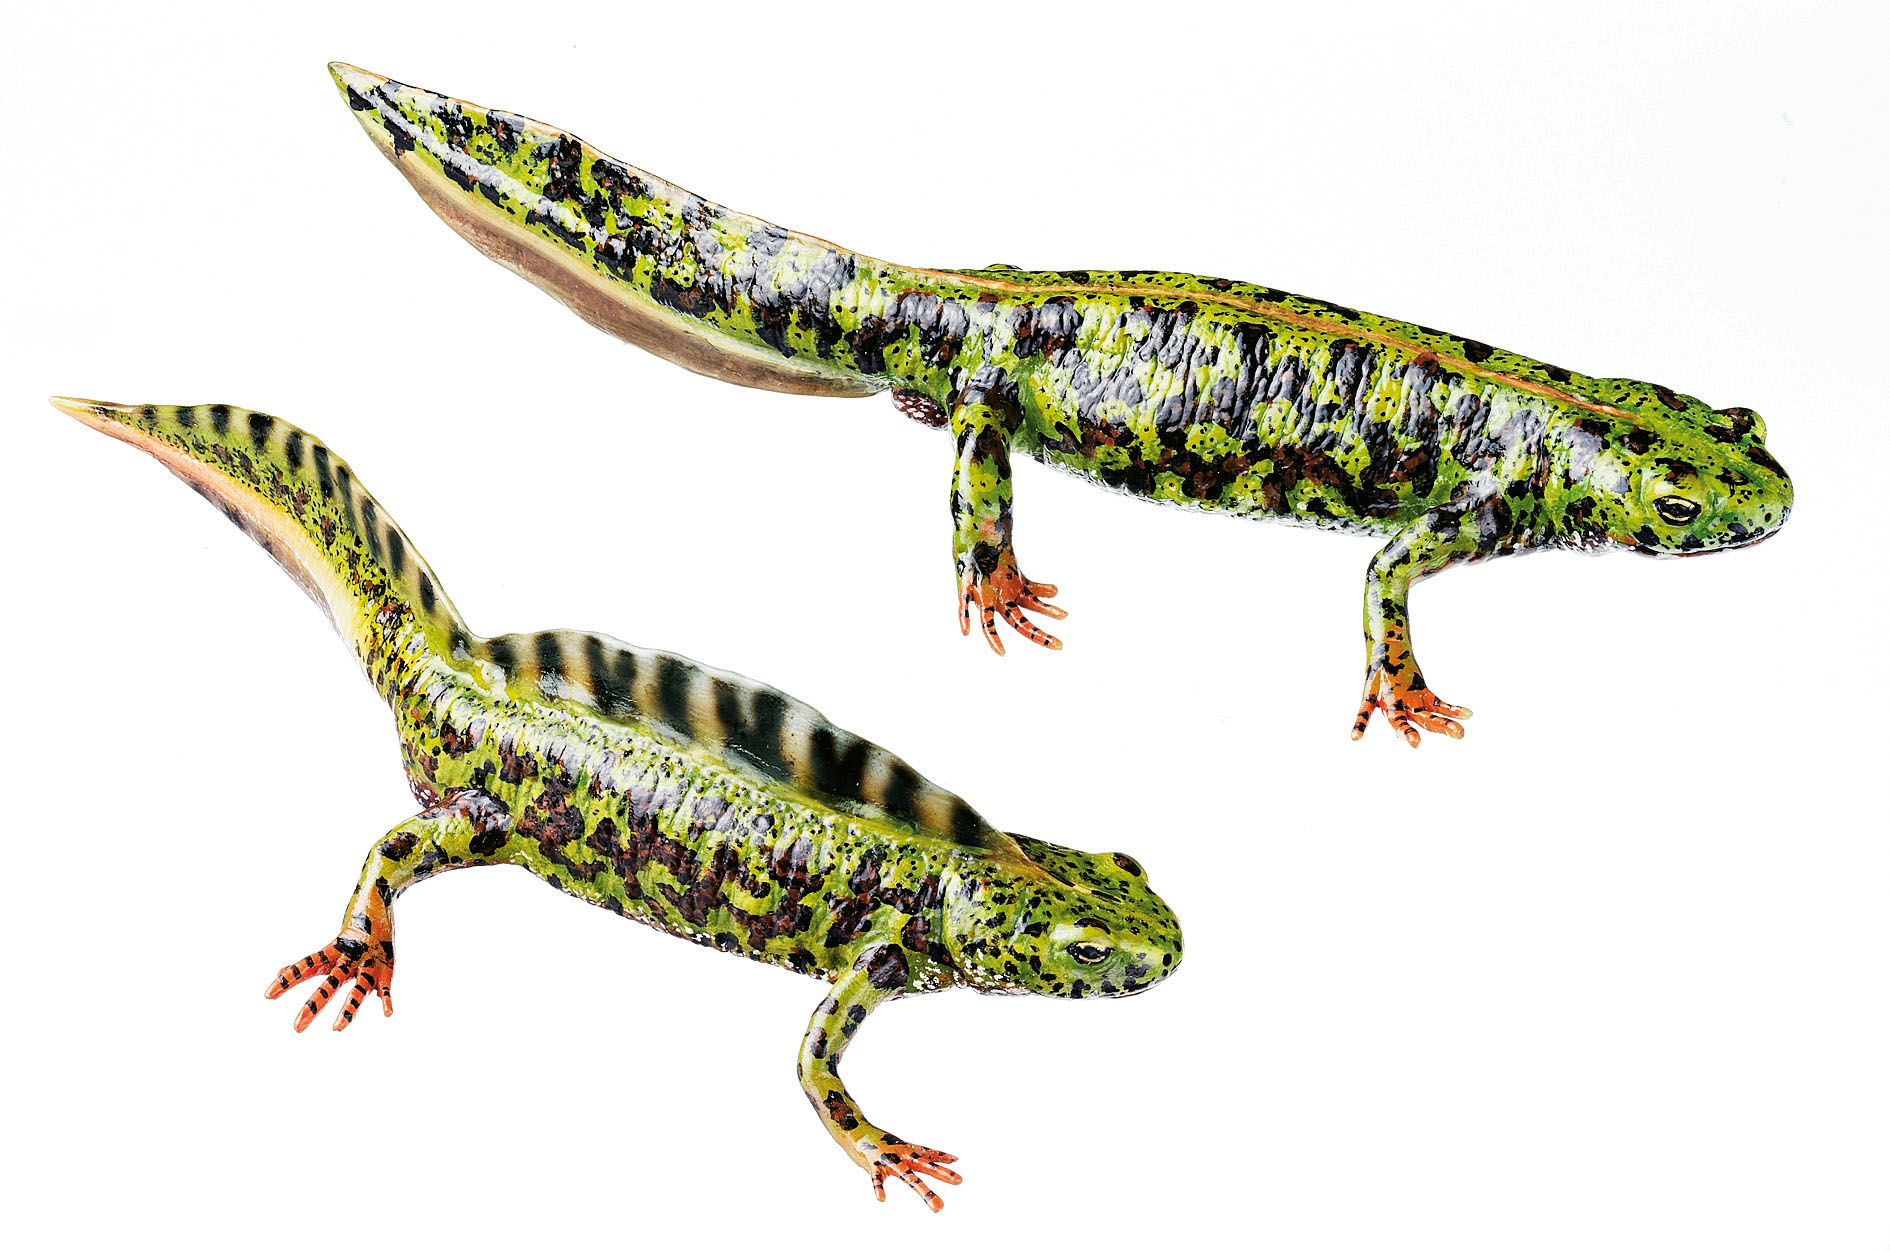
[52,396,1182,1211]
[329,62,1795,745]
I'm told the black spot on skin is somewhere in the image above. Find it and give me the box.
[1745,444,1786,478]
[1460,339,1494,364]
[726,686,790,782]
[311,444,334,500]
[175,406,195,428]
[823,1092,858,1130]
[359,497,383,563]
[1716,410,1753,444]
[486,636,518,676]
[649,272,719,319]
[590,157,648,203]
[583,635,638,720]
[879,761,922,823]
[655,654,693,731]
[439,107,474,150]
[1011,299,1082,359]
[209,404,231,435]
[489,113,520,155]
[385,528,406,578]
[539,135,587,203]
[535,632,564,681]
[375,100,415,155]
[247,410,274,451]
[710,678,745,742]
[863,944,909,991]
[1477,496,1513,547]
[418,571,436,613]
[284,430,304,470]
[947,800,986,847]
[525,203,591,250]
[468,824,508,857]
[807,726,870,804]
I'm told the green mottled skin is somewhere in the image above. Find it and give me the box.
[332,63,1795,744]
[55,397,1181,1211]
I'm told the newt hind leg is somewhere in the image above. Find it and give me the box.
[266,788,516,1032]
[949,374,1066,655]
[1352,513,1478,746]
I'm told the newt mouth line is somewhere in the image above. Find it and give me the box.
[1637,529,1779,558]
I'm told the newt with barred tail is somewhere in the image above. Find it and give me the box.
[329,62,1794,746]
[52,396,1182,1211]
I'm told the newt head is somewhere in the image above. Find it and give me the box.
[1551,403,1792,557]
[941,838,1182,999]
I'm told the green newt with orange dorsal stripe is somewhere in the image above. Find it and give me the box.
[330,62,1794,745]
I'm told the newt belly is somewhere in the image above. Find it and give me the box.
[331,62,1794,745]
[53,396,1181,1211]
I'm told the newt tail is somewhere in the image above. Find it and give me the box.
[52,397,468,698]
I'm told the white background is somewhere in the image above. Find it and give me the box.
[4,3,1885,1246]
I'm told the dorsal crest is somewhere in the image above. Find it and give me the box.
[476,629,1014,852]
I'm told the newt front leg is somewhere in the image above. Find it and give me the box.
[951,372,1065,655]
[1353,508,1481,747]
[267,788,516,1030]
[799,943,961,1211]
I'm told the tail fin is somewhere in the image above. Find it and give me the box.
[52,398,468,689]
[55,397,1028,854]
[328,61,883,399]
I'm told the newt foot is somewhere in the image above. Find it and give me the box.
[1352,673,1471,747]
[265,932,394,1032]
[860,1137,962,1212]
[958,552,1065,655]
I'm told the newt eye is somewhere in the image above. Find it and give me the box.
[1654,496,1701,525]
[1110,853,1143,877]
[1068,942,1110,965]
